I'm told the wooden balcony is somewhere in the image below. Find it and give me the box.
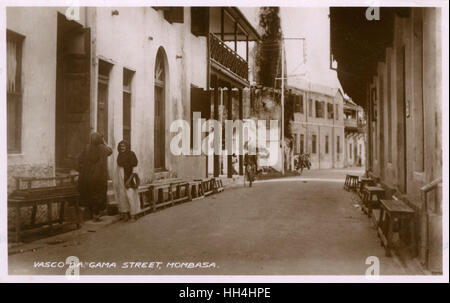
[344,118,358,129]
[209,33,249,82]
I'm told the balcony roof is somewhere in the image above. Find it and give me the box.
[223,7,260,41]
[329,7,409,107]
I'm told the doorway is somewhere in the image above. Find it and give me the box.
[154,48,166,171]
[55,13,91,173]
[397,45,408,193]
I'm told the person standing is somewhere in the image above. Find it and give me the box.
[77,132,113,222]
[115,140,140,221]
[244,152,257,187]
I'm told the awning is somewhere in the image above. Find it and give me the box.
[329,7,409,107]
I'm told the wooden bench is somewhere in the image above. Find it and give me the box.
[361,186,385,218]
[344,174,359,191]
[134,184,153,218]
[170,181,190,204]
[213,178,224,193]
[358,177,375,197]
[377,199,415,256]
[189,180,205,200]
[131,176,224,219]
[149,182,176,210]
[194,178,216,196]
[133,180,191,219]
[8,176,81,242]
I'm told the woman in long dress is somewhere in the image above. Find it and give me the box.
[77,132,113,222]
[115,140,140,221]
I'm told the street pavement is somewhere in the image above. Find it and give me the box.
[8,168,410,276]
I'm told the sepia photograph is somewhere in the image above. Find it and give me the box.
[0,0,448,283]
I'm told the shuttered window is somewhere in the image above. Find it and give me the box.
[327,103,334,119]
[191,7,209,36]
[123,69,134,145]
[7,30,24,153]
[315,101,324,118]
[300,134,304,154]
[294,94,304,113]
[312,135,317,154]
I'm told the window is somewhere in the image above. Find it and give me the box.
[308,99,313,117]
[97,60,112,142]
[191,7,209,36]
[327,103,334,119]
[315,101,324,118]
[350,143,352,159]
[294,95,304,113]
[154,48,167,170]
[164,7,184,23]
[337,135,341,153]
[294,134,298,153]
[312,135,317,154]
[7,30,24,153]
[300,134,304,154]
[335,104,339,120]
[387,51,392,162]
[325,135,329,154]
[123,69,134,145]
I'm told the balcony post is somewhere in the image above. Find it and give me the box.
[239,88,244,175]
[246,35,249,61]
[213,77,220,177]
[221,8,224,41]
[227,85,233,178]
[234,22,238,52]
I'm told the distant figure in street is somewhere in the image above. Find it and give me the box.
[77,132,113,222]
[244,152,257,187]
[115,140,140,222]
[295,153,311,175]
[231,153,239,176]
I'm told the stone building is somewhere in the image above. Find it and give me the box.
[343,96,366,167]
[331,7,443,272]
[6,6,259,193]
[288,81,345,169]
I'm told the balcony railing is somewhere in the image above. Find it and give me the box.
[344,118,358,128]
[209,33,249,81]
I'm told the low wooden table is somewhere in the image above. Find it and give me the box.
[8,176,81,242]
[189,180,205,200]
[361,186,385,218]
[213,178,224,193]
[194,178,216,196]
[344,174,359,191]
[359,177,375,197]
[377,199,415,256]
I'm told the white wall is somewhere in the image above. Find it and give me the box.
[94,7,208,181]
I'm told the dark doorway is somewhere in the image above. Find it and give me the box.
[55,13,91,172]
[97,60,112,141]
[397,45,407,193]
[154,48,166,171]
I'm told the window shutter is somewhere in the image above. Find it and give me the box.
[164,7,184,24]
[299,95,304,113]
[191,7,209,36]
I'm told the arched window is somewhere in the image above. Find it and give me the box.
[154,48,166,170]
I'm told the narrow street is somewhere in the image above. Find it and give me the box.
[8,168,408,276]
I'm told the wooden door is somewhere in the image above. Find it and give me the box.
[97,78,108,141]
[57,26,91,170]
[154,50,165,170]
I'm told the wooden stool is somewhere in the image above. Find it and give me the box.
[361,186,385,217]
[344,174,359,191]
[359,177,375,197]
[213,178,224,193]
[189,181,204,200]
[377,199,415,256]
